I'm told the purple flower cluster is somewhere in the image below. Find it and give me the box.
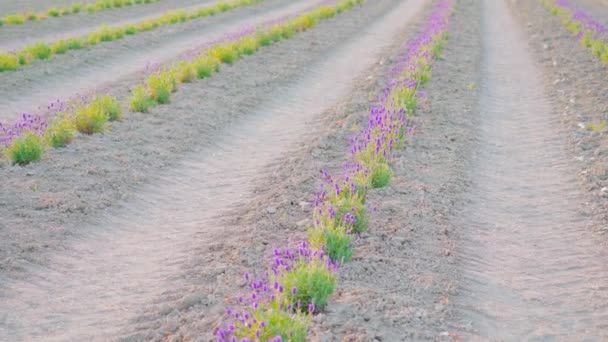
[216,241,335,341]
[0,114,46,148]
[554,0,607,40]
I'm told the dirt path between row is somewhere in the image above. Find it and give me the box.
[0,0,430,340]
[0,0,316,124]
[0,0,219,51]
[450,0,608,339]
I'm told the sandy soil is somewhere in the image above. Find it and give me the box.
[512,0,608,236]
[0,0,318,124]
[0,0,220,51]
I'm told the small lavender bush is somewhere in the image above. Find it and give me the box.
[72,102,108,134]
[4,132,46,164]
[128,85,156,112]
[45,113,76,148]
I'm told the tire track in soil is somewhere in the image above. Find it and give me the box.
[0,0,427,340]
[453,0,608,339]
[0,0,220,51]
[0,0,315,124]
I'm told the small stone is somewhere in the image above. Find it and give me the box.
[543,43,549,50]
[266,207,277,214]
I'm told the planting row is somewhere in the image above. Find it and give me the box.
[213,1,454,341]
[1,0,161,27]
[0,0,364,165]
[541,0,608,64]
[0,0,265,72]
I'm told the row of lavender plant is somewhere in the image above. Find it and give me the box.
[0,0,362,166]
[214,1,454,341]
[1,0,161,27]
[540,0,608,64]
[0,0,265,72]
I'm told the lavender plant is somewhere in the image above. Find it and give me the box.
[0,0,265,73]
[541,0,608,64]
[1,114,47,164]
[45,113,76,148]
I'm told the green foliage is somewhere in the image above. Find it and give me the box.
[128,85,156,112]
[147,71,176,104]
[588,120,607,132]
[72,101,108,134]
[47,8,61,17]
[239,36,260,55]
[308,224,353,263]
[0,53,19,71]
[258,32,272,46]
[209,43,239,64]
[195,56,220,78]
[51,39,70,54]
[45,113,76,148]
[67,38,85,50]
[5,14,26,24]
[93,95,123,121]
[174,61,197,83]
[4,132,45,165]
[235,304,309,342]
[70,3,83,13]
[277,258,336,310]
[334,195,368,233]
[26,42,52,60]
[370,163,392,188]
[125,25,138,35]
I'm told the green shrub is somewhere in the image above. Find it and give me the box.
[72,102,108,134]
[308,224,353,263]
[51,40,70,54]
[67,38,85,50]
[0,53,19,71]
[26,12,38,21]
[277,258,336,310]
[239,36,260,55]
[4,132,45,165]
[26,43,52,60]
[5,14,26,24]
[334,195,367,233]
[234,304,309,342]
[209,43,239,64]
[128,85,156,112]
[70,3,83,13]
[370,163,392,188]
[47,8,61,17]
[195,56,220,78]
[93,95,123,121]
[258,32,272,46]
[124,25,138,35]
[45,113,76,148]
[174,61,197,83]
[147,71,175,104]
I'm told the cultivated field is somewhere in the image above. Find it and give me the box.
[0,0,607,341]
